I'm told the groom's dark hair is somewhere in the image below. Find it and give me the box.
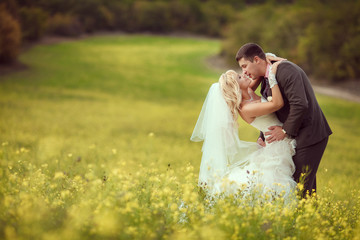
[235,43,266,62]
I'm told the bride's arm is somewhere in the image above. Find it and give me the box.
[266,53,286,64]
[240,61,284,118]
[248,53,286,92]
[240,86,283,117]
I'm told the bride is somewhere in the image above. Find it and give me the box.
[191,58,297,199]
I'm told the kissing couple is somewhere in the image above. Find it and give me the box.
[191,43,332,199]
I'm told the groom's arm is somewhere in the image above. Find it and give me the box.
[277,63,308,137]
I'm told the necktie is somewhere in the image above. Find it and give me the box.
[263,77,270,98]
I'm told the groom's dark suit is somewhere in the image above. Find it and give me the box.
[261,61,332,196]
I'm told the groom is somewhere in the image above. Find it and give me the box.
[235,43,332,197]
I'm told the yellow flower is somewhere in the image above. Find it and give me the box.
[54,171,65,179]
[170,203,178,211]
[20,147,29,153]
[60,190,70,199]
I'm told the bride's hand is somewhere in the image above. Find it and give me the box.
[257,137,266,147]
[266,54,287,64]
[270,60,284,75]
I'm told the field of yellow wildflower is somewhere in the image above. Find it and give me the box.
[0,35,359,239]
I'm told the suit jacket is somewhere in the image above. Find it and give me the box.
[261,61,332,149]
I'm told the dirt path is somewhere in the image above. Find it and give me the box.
[312,85,360,102]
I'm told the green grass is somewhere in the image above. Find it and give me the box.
[0,34,359,239]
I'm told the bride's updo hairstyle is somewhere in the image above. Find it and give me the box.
[219,70,242,121]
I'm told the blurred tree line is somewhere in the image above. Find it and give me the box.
[223,0,360,81]
[0,0,359,81]
[0,0,241,63]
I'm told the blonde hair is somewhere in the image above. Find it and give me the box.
[219,70,242,121]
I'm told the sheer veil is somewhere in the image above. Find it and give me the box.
[191,82,259,191]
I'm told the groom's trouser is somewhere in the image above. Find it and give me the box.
[292,136,329,198]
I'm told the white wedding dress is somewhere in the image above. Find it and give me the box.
[191,83,297,199]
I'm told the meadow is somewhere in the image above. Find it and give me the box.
[0,35,359,239]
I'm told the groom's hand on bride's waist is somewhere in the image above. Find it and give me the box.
[265,126,286,143]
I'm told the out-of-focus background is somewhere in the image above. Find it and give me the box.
[1,0,360,84]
